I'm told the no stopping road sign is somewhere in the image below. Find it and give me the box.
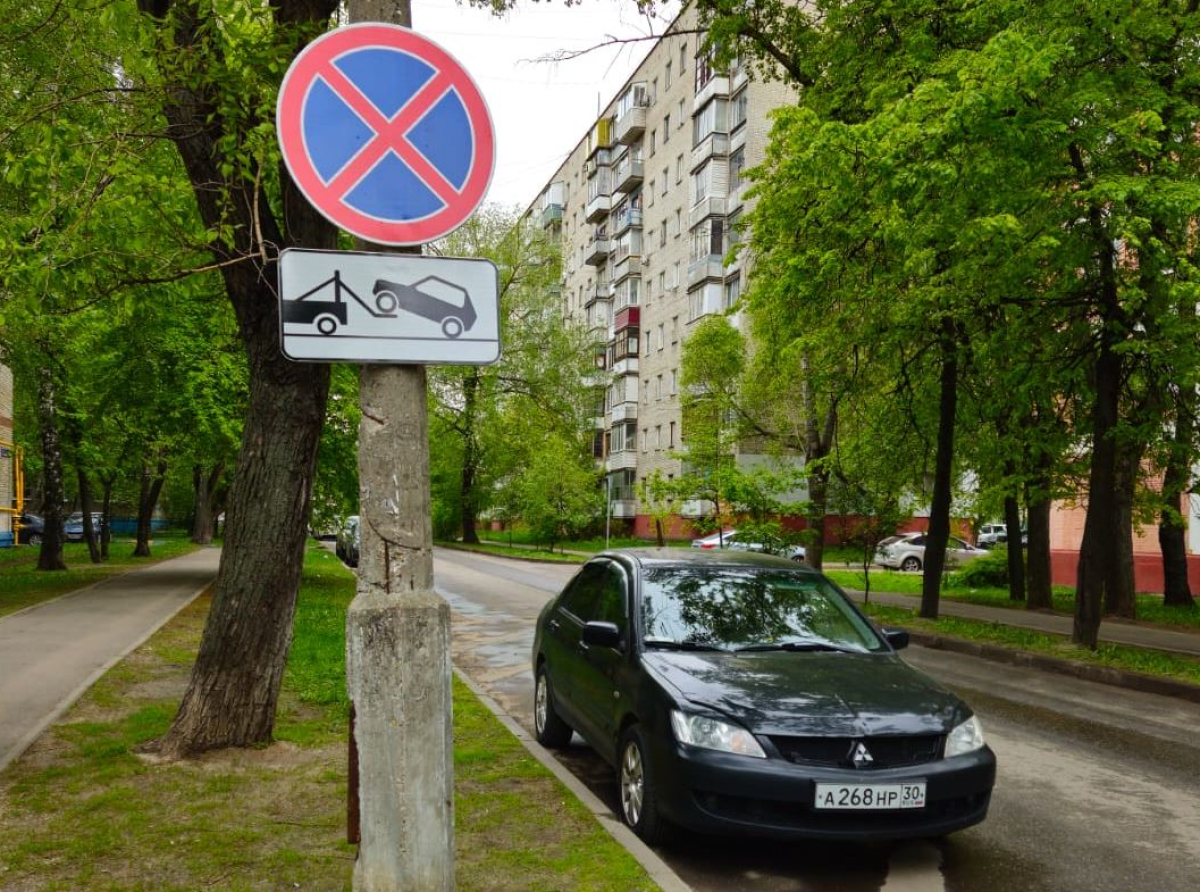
[277,23,495,246]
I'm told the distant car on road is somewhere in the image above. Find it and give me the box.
[532,548,995,843]
[64,512,105,542]
[691,529,806,562]
[336,516,360,568]
[976,524,1007,548]
[874,533,987,572]
[17,513,45,546]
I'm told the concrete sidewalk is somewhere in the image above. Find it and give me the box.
[0,547,220,771]
[843,586,1200,657]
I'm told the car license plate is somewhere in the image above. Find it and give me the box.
[813,782,926,810]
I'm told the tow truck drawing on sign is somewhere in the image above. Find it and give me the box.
[373,276,477,339]
[281,270,396,335]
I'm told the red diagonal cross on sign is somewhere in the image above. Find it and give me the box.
[277,23,495,246]
[316,64,460,207]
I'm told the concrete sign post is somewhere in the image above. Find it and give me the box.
[277,6,496,891]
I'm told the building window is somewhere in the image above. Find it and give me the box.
[664,114,670,142]
[730,147,747,190]
[676,154,683,183]
[655,426,662,450]
[695,49,718,92]
[689,287,706,321]
[678,99,685,127]
[692,164,710,203]
[666,61,672,88]
[643,378,651,400]
[659,225,666,247]
[661,170,668,195]
[680,42,686,72]
[648,180,655,205]
[657,323,665,350]
[646,278,653,303]
[656,374,663,398]
[693,99,729,146]
[659,270,666,293]
[674,209,682,237]
[642,428,649,453]
[650,128,656,155]
[673,260,681,287]
[723,274,741,309]
[669,421,676,448]
[732,89,749,131]
[671,315,679,342]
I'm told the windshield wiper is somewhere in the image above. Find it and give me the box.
[735,640,864,654]
[643,638,727,652]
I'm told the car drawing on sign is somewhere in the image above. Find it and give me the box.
[532,549,995,843]
[281,296,348,335]
[373,276,477,339]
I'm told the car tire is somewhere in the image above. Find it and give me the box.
[619,726,670,845]
[901,556,922,572]
[28,533,42,546]
[534,666,573,748]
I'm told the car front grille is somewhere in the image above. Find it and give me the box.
[769,734,944,769]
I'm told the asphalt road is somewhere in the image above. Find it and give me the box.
[0,547,219,772]
[434,546,1200,892]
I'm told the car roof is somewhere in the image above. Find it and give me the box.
[597,547,821,574]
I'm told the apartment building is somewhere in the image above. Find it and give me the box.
[527,6,794,536]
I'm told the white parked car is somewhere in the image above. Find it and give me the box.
[976,524,1008,548]
[691,529,806,562]
[874,532,987,572]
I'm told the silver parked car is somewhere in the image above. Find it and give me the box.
[976,524,1007,548]
[691,529,806,562]
[875,532,987,572]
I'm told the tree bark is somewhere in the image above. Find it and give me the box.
[800,351,831,570]
[460,370,480,544]
[140,0,339,757]
[920,323,959,619]
[77,468,101,564]
[1025,481,1053,610]
[36,365,66,571]
[191,462,224,545]
[134,458,168,557]
[1003,493,1024,602]
[1105,444,1140,619]
[99,474,115,561]
[1159,399,1195,608]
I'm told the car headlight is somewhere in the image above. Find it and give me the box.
[945,715,986,758]
[670,710,766,758]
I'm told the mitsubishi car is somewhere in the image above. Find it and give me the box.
[531,549,995,843]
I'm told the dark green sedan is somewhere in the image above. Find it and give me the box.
[531,549,996,843]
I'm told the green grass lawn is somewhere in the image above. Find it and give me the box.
[441,540,588,563]
[0,531,200,618]
[861,602,1200,688]
[824,567,1200,632]
[0,543,660,892]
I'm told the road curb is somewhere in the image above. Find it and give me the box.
[453,669,694,892]
[906,630,1200,705]
[436,542,586,565]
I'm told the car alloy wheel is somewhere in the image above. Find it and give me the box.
[621,739,645,827]
[618,727,668,844]
[533,666,572,748]
[901,556,922,572]
[28,533,42,546]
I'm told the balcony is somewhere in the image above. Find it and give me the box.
[585,148,612,177]
[615,106,648,145]
[687,255,725,288]
[606,451,639,472]
[614,306,640,329]
[612,356,639,377]
[691,132,730,172]
[585,191,611,223]
[688,196,725,228]
[609,401,638,423]
[613,207,643,237]
[610,499,638,519]
[586,234,611,266]
[613,254,642,282]
[585,281,612,306]
[613,157,644,193]
[539,203,562,228]
[694,74,730,111]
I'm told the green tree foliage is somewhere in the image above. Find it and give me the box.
[517,433,604,552]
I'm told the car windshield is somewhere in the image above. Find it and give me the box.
[640,567,885,653]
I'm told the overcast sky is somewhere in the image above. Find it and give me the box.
[410,0,683,210]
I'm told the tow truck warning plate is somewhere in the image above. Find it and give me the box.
[278,248,500,365]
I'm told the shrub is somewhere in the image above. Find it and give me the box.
[950,546,1012,587]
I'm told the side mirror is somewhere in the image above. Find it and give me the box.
[582,621,622,649]
[883,628,909,651]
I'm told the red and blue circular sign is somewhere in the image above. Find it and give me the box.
[277,23,495,246]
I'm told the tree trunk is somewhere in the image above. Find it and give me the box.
[1003,493,1024,602]
[800,351,830,570]
[191,462,223,545]
[1159,402,1195,608]
[460,371,480,544]
[140,0,339,757]
[1105,445,1140,619]
[99,474,115,561]
[77,468,101,564]
[655,517,665,547]
[36,365,66,572]
[1075,327,1121,649]
[134,458,167,557]
[1025,482,1053,610]
[920,325,958,619]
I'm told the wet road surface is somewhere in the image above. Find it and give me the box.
[434,547,1200,892]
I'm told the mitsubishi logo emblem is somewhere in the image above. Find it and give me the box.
[850,742,874,768]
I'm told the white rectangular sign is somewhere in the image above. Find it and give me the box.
[278,248,500,364]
